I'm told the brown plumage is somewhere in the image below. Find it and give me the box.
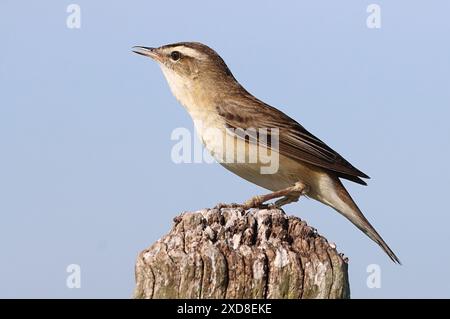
[215,94,370,185]
[133,41,400,264]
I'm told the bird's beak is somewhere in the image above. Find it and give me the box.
[132,46,161,62]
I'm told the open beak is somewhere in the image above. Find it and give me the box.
[132,46,161,61]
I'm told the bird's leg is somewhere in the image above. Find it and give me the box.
[242,182,308,209]
[274,194,300,207]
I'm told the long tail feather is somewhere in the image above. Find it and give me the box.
[327,179,401,264]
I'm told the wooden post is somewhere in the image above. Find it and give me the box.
[134,207,350,299]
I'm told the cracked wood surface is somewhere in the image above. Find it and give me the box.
[134,207,350,299]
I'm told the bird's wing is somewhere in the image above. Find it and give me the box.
[216,95,369,185]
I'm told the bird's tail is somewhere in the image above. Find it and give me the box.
[324,179,401,264]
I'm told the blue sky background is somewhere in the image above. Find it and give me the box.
[1,1,449,298]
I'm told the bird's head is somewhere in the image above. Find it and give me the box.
[132,42,238,104]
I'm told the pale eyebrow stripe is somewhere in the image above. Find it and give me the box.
[166,46,207,60]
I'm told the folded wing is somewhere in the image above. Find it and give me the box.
[216,95,369,185]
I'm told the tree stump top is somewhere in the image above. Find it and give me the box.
[134,207,350,299]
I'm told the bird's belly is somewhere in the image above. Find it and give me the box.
[220,143,326,193]
[197,120,328,193]
[221,154,323,191]
[220,161,292,191]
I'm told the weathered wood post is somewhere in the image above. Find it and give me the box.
[134,207,350,299]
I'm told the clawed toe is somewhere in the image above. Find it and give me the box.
[216,182,308,211]
[215,202,246,209]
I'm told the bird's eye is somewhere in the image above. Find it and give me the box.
[170,51,181,61]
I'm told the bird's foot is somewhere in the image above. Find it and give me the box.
[242,195,266,210]
[241,196,283,210]
[241,182,309,210]
[214,202,242,210]
[216,182,309,211]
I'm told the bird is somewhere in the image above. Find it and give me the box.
[132,42,400,264]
